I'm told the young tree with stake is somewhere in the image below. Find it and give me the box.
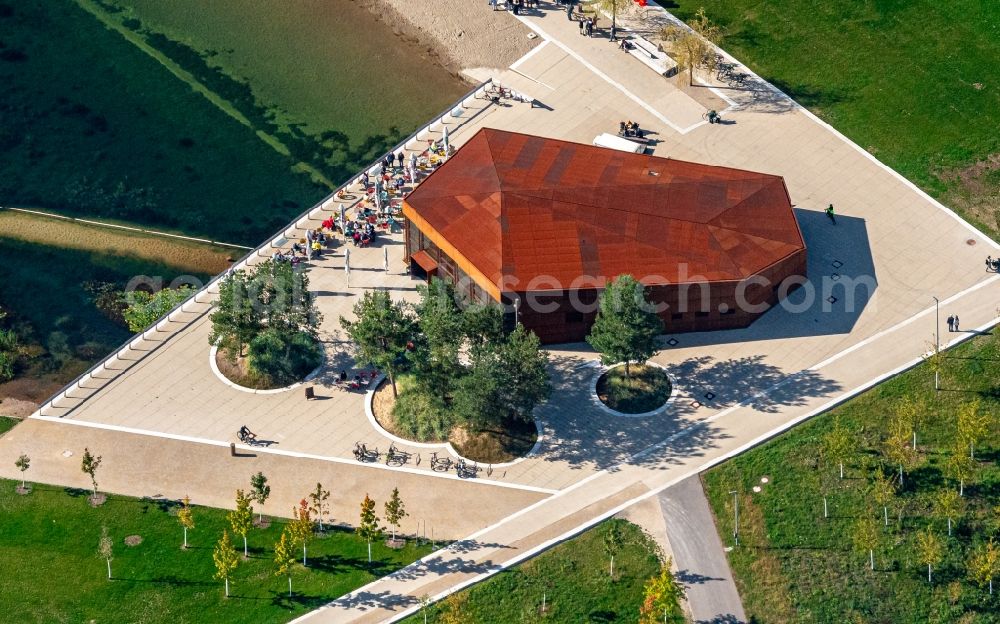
[274,528,297,597]
[97,525,113,580]
[851,516,880,570]
[291,499,314,566]
[933,489,963,537]
[822,419,852,479]
[357,493,382,564]
[915,528,944,584]
[604,521,624,578]
[659,8,723,86]
[250,471,271,524]
[384,487,408,544]
[14,453,30,491]
[228,489,254,557]
[638,559,685,624]
[81,447,102,501]
[178,495,195,549]
[967,538,999,595]
[869,469,896,526]
[213,530,240,597]
[309,482,331,532]
[945,439,977,496]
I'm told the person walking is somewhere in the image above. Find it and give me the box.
[953,315,960,331]
[490,0,498,10]
[579,18,585,34]
[947,315,955,332]
[826,204,836,225]
[566,2,573,20]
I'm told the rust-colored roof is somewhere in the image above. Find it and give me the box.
[403,128,804,294]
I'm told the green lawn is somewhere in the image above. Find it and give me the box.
[399,518,665,623]
[596,364,673,414]
[0,479,434,624]
[0,0,325,245]
[0,416,20,434]
[703,332,1000,623]
[671,0,1000,240]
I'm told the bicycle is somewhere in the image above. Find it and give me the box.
[429,451,453,472]
[385,443,412,467]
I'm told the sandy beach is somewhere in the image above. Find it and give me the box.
[358,0,537,77]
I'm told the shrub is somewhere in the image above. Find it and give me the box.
[246,329,321,386]
[393,388,453,442]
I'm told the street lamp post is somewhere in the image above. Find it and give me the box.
[513,296,521,328]
[932,296,940,391]
[729,490,739,546]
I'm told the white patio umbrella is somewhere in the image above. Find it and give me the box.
[408,152,418,183]
[383,247,389,273]
[344,248,351,287]
[339,203,346,230]
[442,125,449,154]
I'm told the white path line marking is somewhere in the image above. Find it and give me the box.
[509,38,549,70]
[26,415,558,495]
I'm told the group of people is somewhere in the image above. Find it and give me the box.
[946,314,961,332]
[618,120,644,138]
[986,256,1000,272]
[337,368,379,390]
[577,15,596,36]
[489,0,539,13]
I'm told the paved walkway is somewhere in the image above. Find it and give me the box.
[6,1,999,622]
[659,477,746,624]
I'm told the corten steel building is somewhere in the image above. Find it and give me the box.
[403,128,806,344]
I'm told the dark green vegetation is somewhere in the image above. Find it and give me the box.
[351,280,549,463]
[210,260,322,388]
[587,275,664,377]
[0,237,214,392]
[0,416,19,434]
[0,0,325,245]
[0,479,433,623]
[672,0,1000,240]
[704,333,1000,623]
[399,519,664,623]
[596,364,672,414]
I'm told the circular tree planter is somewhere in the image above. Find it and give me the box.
[592,362,676,417]
[210,345,323,394]
[88,493,108,507]
[15,484,31,496]
[366,376,543,467]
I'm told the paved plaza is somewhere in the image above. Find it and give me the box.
[1,2,998,622]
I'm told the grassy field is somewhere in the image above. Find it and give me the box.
[0,234,217,393]
[671,0,1000,240]
[399,518,665,623]
[703,332,1000,623]
[596,364,673,414]
[0,478,434,624]
[0,209,236,275]
[0,0,325,245]
[0,416,19,434]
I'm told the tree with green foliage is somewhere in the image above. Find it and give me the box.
[659,7,723,86]
[915,528,944,584]
[596,0,634,42]
[956,399,989,460]
[81,447,102,499]
[274,528,297,597]
[822,419,853,479]
[0,326,19,382]
[869,469,896,526]
[967,538,999,594]
[290,499,314,566]
[250,471,271,523]
[453,325,550,430]
[851,515,880,570]
[123,286,194,332]
[604,521,625,578]
[412,278,465,402]
[309,482,331,532]
[251,259,321,337]
[228,489,254,558]
[97,525,113,580]
[341,290,416,397]
[14,454,30,490]
[462,302,505,359]
[587,275,662,377]
[213,530,240,597]
[357,493,382,564]
[932,489,963,537]
[384,487,408,543]
[208,269,261,356]
[945,439,977,496]
[883,413,919,486]
[895,396,925,450]
[246,327,322,385]
[639,559,685,624]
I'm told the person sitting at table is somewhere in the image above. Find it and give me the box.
[395,177,405,191]
[310,240,322,258]
[291,242,304,255]
[315,230,327,246]
[360,172,369,187]
[352,230,362,246]
[322,216,335,230]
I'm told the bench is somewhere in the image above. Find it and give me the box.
[624,36,677,77]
